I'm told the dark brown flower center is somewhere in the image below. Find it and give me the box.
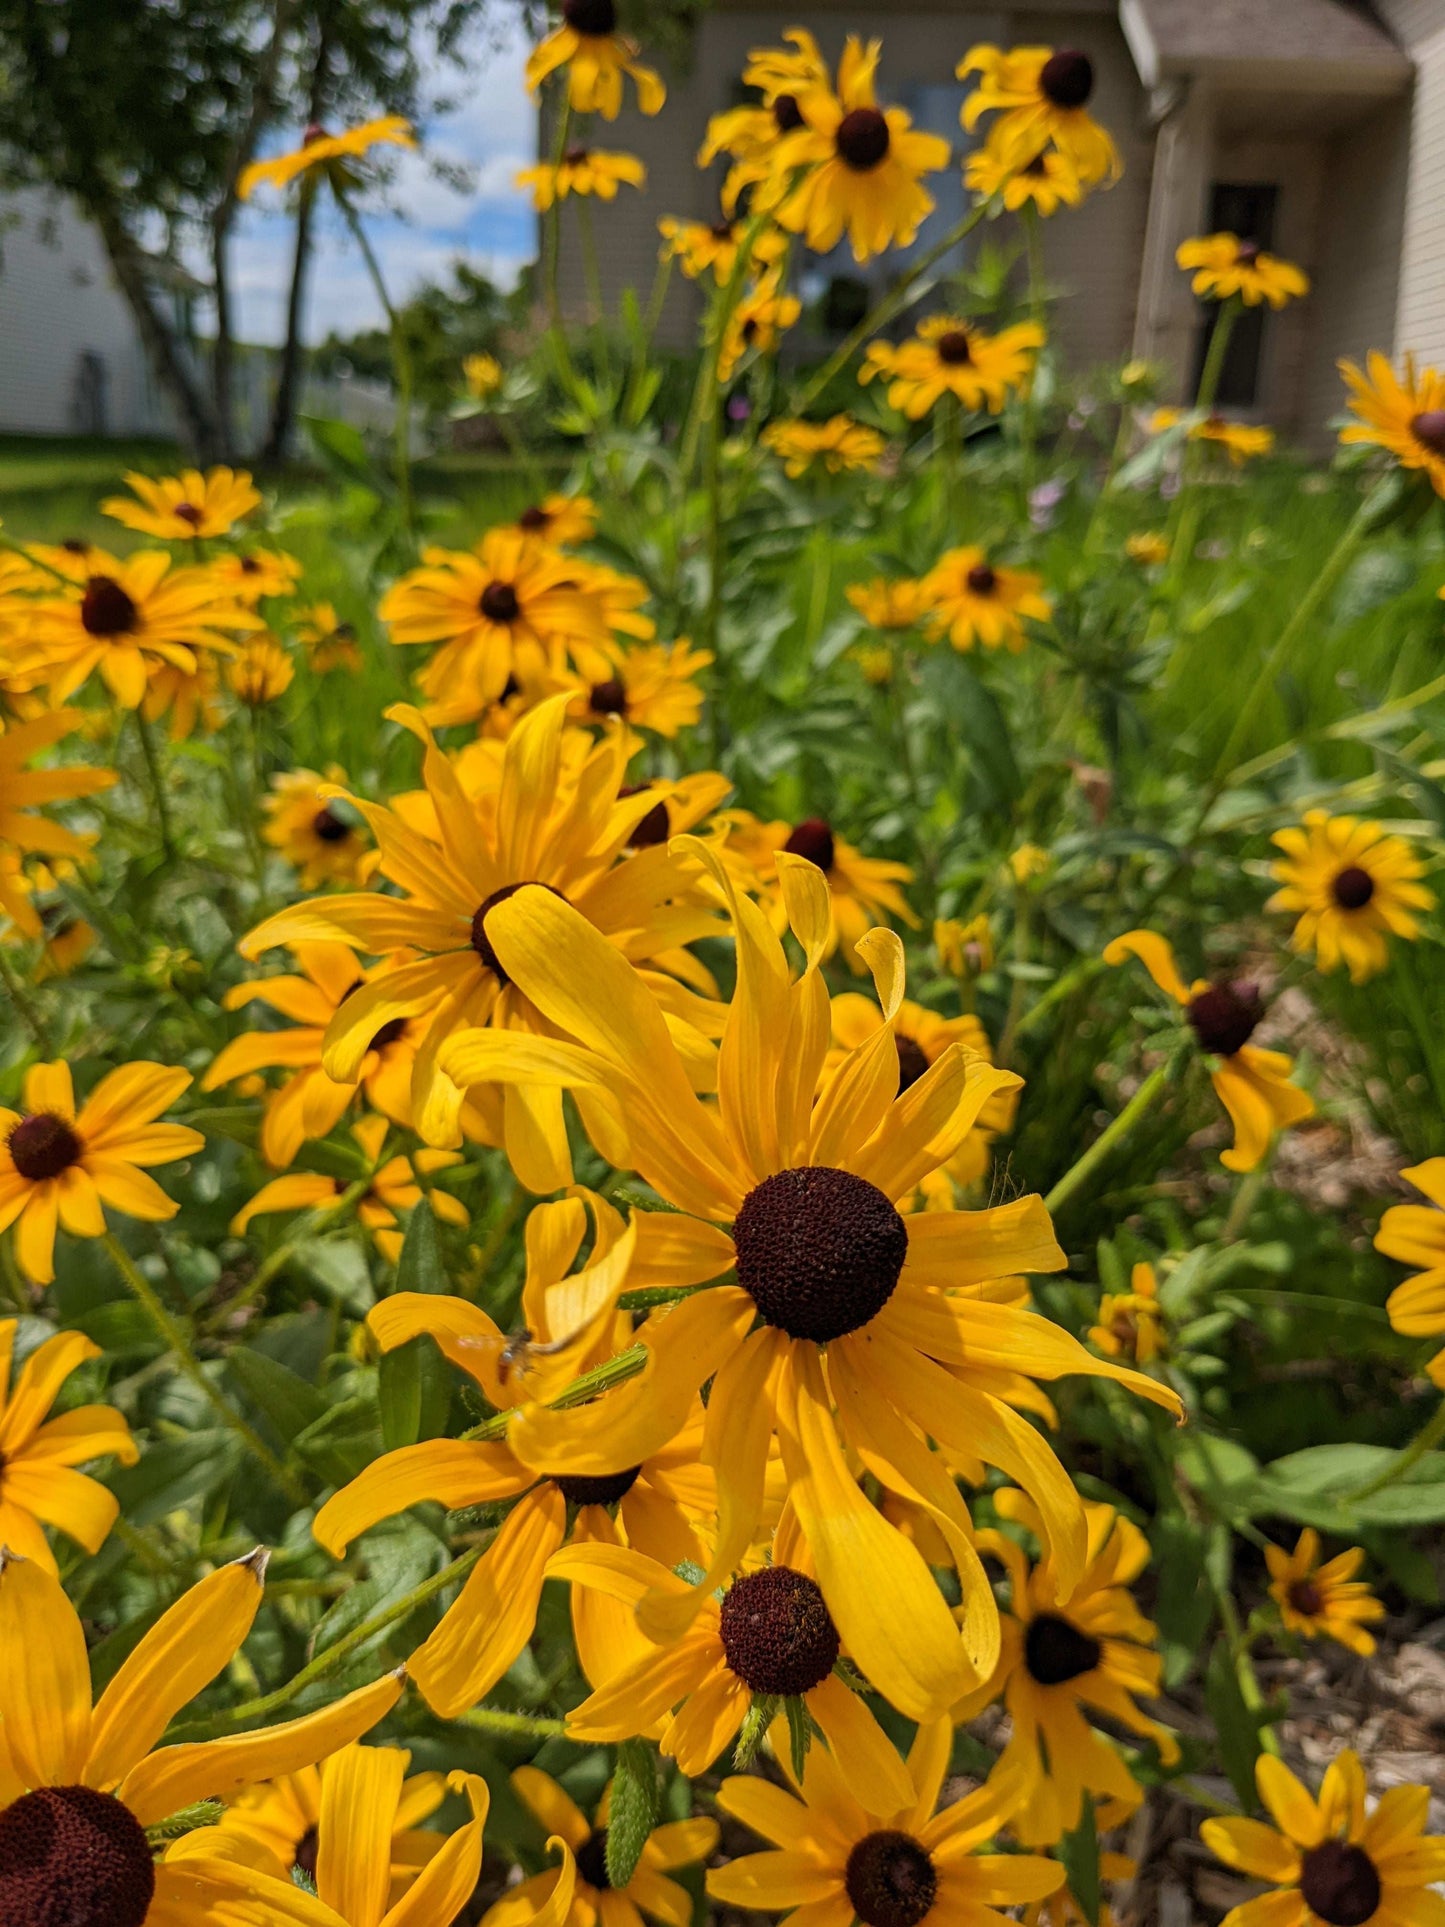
[741,316,760,344]
[311,806,353,844]
[470,881,567,984]
[966,563,998,596]
[589,678,628,716]
[1235,239,1262,266]
[773,93,805,133]
[835,106,890,171]
[575,1828,612,1890]
[552,1466,642,1507]
[294,1825,320,1881]
[563,145,591,168]
[936,329,972,366]
[239,554,262,574]
[1331,865,1376,911]
[173,502,204,527]
[783,817,835,872]
[895,1034,930,1093]
[1288,1578,1325,1616]
[303,122,329,145]
[369,1018,408,1053]
[733,1165,908,1342]
[1024,1611,1102,1685]
[9,1112,81,1182]
[518,504,552,532]
[80,575,139,638]
[1023,152,1049,176]
[480,580,521,624]
[1299,1841,1381,1927]
[1186,981,1264,1058]
[1039,49,1094,109]
[844,1831,937,1927]
[1411,410,1445,455]
[0,1784,156,1927]
[711,220,735,240]
[563,0,616,34]
[718,1565,840,1696]
[619,784,670,848]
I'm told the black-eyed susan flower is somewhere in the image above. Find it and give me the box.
[1267,810,1434,983]
[566,637,713,736]
[717,272,802,384]
[297,602,365,674]
[525,0,665,120]
[920,546,1051,652]
[658,214,788,285]
[379,530,609,716]
[850,642,895,685]
[1149,408,1275,466]
[936,914,994,978]
[547,1540,916,1808]
[960,45,1119,188]
[0,1060,203,1284]
[28,552,259,709]
[1266,1529,1385,1657]
[239,115,416,199]
[0,1549,403,1925]
[1125,530,1170,566]
[1339,351,1445,496]
[464,351,504,400]
[0,709,113,939]
[209,546,304,604]
[313,1192,715,1716]
[954,1494,1177,1847]
[240,698,723,1176]
[484,1764,716,1927]
[722,809,918,971]
[215,1754,448,1895]
[1088,1262,1165,1365]
[228,635,295,706]
[762,416,887,477]
[709,1714,1064,1926]
[510,493,598,548]
[965,136,1084,214]
[188,1740,499,1927]
[828,992,1016,1192]
[1201,1749,1445,1927]
[0,1319,136,1570]
[262,766,371,889]
[772,38,950,262]
[206,942,416,1163]
[516,146,646,210]
[232,1113,466,1264]
[100,466,261,541]
[1376,1158,1445,1388]
[847,577,929,630]
[439,852,1181,1722]
[1176,233,1309,308]
[143,652,226,740]
[861,316,1044,419]
[699,30,828,216]
[1104,930,1314,1171]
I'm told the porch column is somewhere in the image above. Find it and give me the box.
[1132,77,1214,399]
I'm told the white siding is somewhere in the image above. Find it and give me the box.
[1387,3,1445,367]
[0,187,175,437]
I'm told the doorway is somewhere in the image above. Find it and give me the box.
[1190,181,1278,408]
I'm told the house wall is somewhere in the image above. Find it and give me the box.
[0,188,176,437]
[1378,0,1445,368]
[557,4,1155,373]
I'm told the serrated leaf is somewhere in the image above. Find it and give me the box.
[784,1696,814,1783]
[607,1738,661,1889]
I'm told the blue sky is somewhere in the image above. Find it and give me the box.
[229,6,538,346]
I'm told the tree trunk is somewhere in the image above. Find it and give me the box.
[257,173,318,466]
[88,195,222,461]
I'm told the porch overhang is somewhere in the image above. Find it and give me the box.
[1120,0,1413,106]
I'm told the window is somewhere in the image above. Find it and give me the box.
[1191,181,1278,408]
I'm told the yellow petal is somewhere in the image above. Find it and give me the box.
[0,1549,92,1786]
[511,1765,591,1851]
[0,1329,100,1449]
[805,1672,914,1813]
[385,1771,493,1927]
[1101,930,1190,1005]
[317,1742,406,1927]
[314,1440,531,1557]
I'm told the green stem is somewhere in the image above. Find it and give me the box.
[133,706,176,862]
[576,198,612,390]
[790,199,993,418]
[340,198,414,542]
[1012,955,1107,1044]
[703,381,726,763]
[1344,1397,1445,1502]
[102,1232,307,1506]
[0,943,51,1054]
[543,99,573,335]
[213,1176,373,1327]
[1018,203,1047,503]
[1162,299,1240,590]
[464,1343,647,1442]
[1194,297,1240,415]
[459,1705,570,1740]
[678,206,772,483]
[165,1546,484,1741]
[1212,1576,1281,1757]
[1044,1055,1182,1219]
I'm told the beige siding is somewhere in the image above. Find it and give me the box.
[1392,10,1445,366]
[556,6,1154,371]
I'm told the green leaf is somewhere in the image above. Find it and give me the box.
[393,1199,448,1296]
[607,1738,662,1890]
[227,1346,326,1446]
[1058,1795,1100,1927]
[784,1696,814,1784]
[1247,1446,1445,1530]
[377,1338,451,1452]
[1203,1638,1261,1809]
[107,1431,242,1528]
[303,414,379,484]
[1150,1514,1214,1688]
[294,1393,383,1486]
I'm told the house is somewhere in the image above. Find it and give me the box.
[0,187,183,438]
[550,0,1442,440]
